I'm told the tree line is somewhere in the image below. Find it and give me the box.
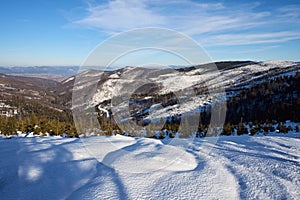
[0,95,78,137]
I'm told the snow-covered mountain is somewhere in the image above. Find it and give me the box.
[72,60,300,135]
[0,60,299,136]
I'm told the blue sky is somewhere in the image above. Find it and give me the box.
[0,0,300,66]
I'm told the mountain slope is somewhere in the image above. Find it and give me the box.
[72,60,300,136]
[0,61,299,136]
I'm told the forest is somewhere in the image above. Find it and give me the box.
[0,96,78,137]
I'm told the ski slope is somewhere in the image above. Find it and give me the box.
[0,134,299,199]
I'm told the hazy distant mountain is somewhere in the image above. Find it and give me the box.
[0,66,79,77]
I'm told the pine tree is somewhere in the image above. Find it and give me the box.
[237,121,247,135]
[223,123,233,136]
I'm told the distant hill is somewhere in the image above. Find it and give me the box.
[0,72,74,121]
[0,66,79,78]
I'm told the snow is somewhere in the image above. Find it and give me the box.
[73,61,299,120]
[98,105,110,118]
[62,76,75,84]
[91,79,119,105]
[262,60,296,67]
[0,133,299,199]
[109,73,120,79]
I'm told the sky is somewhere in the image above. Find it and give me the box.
[0,0,300,67]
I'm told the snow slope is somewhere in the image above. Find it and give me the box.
[74,61,299,123]
[0,134,299,199]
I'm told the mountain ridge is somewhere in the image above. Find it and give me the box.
[0,60,299,137]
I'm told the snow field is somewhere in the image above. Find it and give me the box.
[0,133,299,199]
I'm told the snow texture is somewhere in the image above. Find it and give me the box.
[0,133,299,199]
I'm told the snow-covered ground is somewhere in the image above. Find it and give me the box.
[0,134,299,199]
[75,61,299,122]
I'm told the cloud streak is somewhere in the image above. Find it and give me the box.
[202,31,300,46]
[74,0,300,47]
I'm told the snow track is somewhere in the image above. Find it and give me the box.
[0,134,299,199]
[201,136,300,199]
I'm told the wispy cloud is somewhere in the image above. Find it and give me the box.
[277,5,300,19]
[74,0,300,46]
[210,45,280,55]
[76,0,165,32]
[202,31,300,46]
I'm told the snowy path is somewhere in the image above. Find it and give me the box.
[0,134,299,199]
